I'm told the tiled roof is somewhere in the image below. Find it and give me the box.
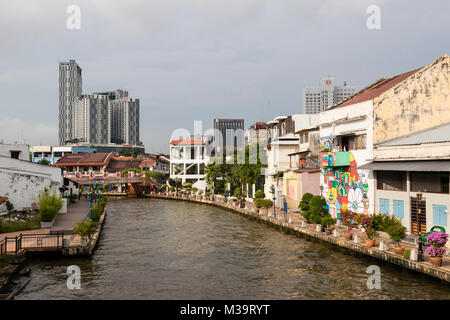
[328,68,421,110]
[170,139,204,145]
[105,157,142,172]
[54,152,112,166]
[140,159,156,167]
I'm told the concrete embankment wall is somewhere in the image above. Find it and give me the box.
[147,194,450,284]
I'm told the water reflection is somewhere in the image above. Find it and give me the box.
[15,198,450,300]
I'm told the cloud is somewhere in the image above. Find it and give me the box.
[0,116,58,146]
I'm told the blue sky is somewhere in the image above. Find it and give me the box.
[0,0,449,153]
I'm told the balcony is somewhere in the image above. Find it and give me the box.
[319,151,350,167]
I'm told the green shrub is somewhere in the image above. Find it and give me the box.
[386,223,407,246]
[308,196,328,224]
[262,199,273,209]
[38,190,62,222]
[254,198,264,208]
[299,193,314,222]
[321,215,336,227]
[73,219,97,239]
[169,186,175,192]
[370,213,385,231]
[254,190,265,199]
[191,187,198,193]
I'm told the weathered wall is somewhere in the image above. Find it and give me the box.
[373,55,450,145]
[0,156,63,212]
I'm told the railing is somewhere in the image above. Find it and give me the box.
[0,232,64,256]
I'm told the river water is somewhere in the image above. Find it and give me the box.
[15,198,450,299]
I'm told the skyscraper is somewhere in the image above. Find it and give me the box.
[59,60,82,145]
[213,118,245,152]
[73,94,110,144]
[108,90,140,146]
[302,77,355,114]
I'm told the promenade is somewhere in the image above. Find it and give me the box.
[0,200,91,254]
[147,193,450,283]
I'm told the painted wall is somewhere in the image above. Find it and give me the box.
[0,156,63,212]
[373,55,450,145]
[319,100,375,218]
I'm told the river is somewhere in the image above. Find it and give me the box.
[14,198,450,299]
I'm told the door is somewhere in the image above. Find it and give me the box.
[410,197,426,235]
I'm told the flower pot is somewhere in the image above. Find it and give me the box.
[429,256,443,267]
[365,239,375,247]
[325,228,333,235]
[255,208,260,214]
[394,247,405,256]
[344,232,353,241]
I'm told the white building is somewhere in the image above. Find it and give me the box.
[303,77,355,114]
[0,143,63,212]
[169,138,208,187]
[247,122,268,146]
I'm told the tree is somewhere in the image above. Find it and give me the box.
[37,158,51,165]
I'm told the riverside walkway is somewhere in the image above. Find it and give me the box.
[147,193,450,283]
[0,199,99,255]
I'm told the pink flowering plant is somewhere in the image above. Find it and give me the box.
[425,232,448,257]
[358,215,376,239]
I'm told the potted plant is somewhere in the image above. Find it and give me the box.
[38,189,62,228]
[425,232,448,267]
[386,223,407,255]
[262,199,273,215]
[321,215,337,235]
[253,190,265,214]
[341,210,358,240]
[360,215,376,247]
[253,198,263,213]
[169,186,175,195]
[73,219,97,246]
[403,249,411,260]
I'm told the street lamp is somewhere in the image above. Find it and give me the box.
[417,190,424,262]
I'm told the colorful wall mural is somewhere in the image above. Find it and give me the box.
[318,151,369,219]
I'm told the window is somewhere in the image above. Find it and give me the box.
[433,205,447,226]
[377,171,406,191]
[380,198,390,215]
[10,151,20,159]
[393,200,404,218]
[410,172,449,194]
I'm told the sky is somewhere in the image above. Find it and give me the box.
[0,0,449,153]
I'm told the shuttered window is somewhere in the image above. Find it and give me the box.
[393,200,404,218]
[433,205,447,226]
[380,198,390,215]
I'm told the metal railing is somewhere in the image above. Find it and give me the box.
[0,232,64,256]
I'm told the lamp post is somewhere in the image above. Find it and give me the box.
[417,190,424,262]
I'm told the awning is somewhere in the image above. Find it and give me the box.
[357,160,450,172]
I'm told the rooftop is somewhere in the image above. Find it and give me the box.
[54,152,112,166]
[328,68,422,110]
[170,139,205,146]
[379,122,450,146]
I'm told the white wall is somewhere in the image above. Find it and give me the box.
[0,144,29,161]
[0,156,63,212]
